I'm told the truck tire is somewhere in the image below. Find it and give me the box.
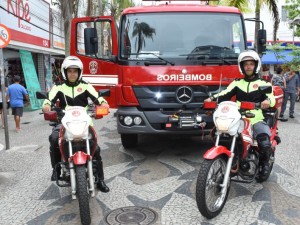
[121,134,138,149]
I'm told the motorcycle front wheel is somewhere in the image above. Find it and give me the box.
[76,165,91,225]
[196,156,229,219]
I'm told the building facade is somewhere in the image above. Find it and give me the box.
[0,0,65,102]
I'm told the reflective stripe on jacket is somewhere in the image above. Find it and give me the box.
[42,81,107,109]
[211,77,275,125]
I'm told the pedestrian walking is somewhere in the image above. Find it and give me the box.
[271,67,286,117]
[6,75,30,132]
[280,69,300,119]
[296,71,300,102]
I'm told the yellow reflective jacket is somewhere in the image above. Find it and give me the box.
[211,77,275,125]
[42,81,107,110]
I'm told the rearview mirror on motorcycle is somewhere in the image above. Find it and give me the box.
[258,86,272,94]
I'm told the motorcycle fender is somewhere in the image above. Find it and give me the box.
[72,151,88,165]
[203,146,231,160]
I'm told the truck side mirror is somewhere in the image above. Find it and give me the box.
[257,29,266,55]
[84,28,98,55]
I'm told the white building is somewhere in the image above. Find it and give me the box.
[244,0,299,45]
[0,0,65,109]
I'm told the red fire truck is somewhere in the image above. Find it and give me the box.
[70,0,266,148]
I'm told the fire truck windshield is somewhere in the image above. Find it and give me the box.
[120,12,246,64]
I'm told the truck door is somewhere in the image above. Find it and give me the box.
[70,17,118,108]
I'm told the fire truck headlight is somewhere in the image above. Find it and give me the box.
[124,116,133,126]
[133,116,142,125]
[155,92,162,99]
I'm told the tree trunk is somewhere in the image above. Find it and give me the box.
[60,1,73,56]
[254,1,260,52]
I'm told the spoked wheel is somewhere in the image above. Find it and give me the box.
[76,165,91,225]
[256,151,275,183]
[196,156,229,219]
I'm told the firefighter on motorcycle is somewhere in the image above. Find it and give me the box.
[42,56,109,192]
[205,50,276,179]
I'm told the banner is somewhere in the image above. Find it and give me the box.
[44,55,53,92]
[19,50,43,109]
[0,0,50,48]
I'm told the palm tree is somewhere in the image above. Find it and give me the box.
[225,0,280,50]
[132,22,156,53]
[52,0,79,56]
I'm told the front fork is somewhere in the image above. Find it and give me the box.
[217,134,237,201]
[68,139,95,200]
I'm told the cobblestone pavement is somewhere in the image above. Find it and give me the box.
[0,102,299,225]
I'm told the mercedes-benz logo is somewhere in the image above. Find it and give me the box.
[176,86,193,104]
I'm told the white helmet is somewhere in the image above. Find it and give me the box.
[61,56,83,82]
[238,50,261,76]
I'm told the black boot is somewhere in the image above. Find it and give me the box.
[260,161,270,177]
[49,150,61,181]
[95,146,110,192]
[49,127,62,181]
[256,133,272,180]
[51,169,61,181]
[97,180,110,193]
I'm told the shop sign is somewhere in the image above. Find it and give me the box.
[0,0,50,48]
[0,24,11,48]
[19,50,43,109]
[52,9,65,50]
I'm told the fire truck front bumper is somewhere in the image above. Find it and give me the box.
[116,106,214,135]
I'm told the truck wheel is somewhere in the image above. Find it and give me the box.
[121,134,138,149]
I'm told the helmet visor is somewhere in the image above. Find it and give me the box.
[241,56,255,62]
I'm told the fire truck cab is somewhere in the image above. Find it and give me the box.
[70,1,266,149]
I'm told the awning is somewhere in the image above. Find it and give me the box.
[262,50,294,64]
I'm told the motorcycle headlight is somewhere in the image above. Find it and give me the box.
[215,117,234,132]
[66,121,88,136]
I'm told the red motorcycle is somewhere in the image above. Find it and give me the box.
[36,91,109,225]
[195,86,283,219]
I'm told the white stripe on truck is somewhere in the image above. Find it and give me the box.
[82,74,118,85]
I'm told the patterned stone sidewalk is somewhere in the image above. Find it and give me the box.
[0,102,299,225]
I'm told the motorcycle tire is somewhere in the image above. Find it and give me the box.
[255,152,275,183]
[76,165,91,225]
[196,156,230,219]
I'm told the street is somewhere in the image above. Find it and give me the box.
[0,102,300,225]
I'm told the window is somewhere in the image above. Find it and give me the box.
[119,12,245,61]
[76,21,113,59]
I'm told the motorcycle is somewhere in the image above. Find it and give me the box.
[36,90,110,225]
[195,86,283,219]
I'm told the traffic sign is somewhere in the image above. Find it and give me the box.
[0,24,11,48]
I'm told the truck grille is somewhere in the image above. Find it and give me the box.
[133,85,221,110]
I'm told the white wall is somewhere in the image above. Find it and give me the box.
[244,0,299,43]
